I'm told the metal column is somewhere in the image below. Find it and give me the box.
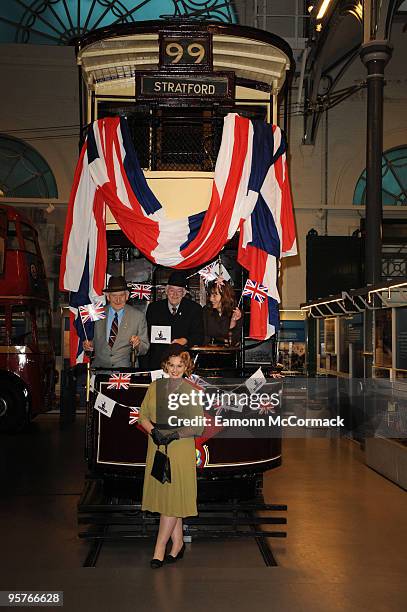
[359,40,392,377]
[360,41,393,285]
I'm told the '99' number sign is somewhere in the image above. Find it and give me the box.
[160,36,211,70]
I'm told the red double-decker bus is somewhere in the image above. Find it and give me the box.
[0,204,56,433]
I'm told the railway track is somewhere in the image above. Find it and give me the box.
[79,481,287,568]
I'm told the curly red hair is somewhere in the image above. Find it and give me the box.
[161,345,194,377]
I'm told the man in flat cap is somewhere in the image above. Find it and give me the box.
[83,275,149,368]
[145,271,204,370]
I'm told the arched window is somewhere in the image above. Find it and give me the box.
[0,135,58,199]
[0,1,236,45]
[353,146,407,206]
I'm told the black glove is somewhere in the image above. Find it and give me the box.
[161,431,180,446]
[150,428,168,446]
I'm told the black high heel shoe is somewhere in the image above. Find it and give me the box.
[150,558,164,569]
[165,543,186,564]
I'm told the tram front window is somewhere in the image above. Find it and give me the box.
[10,306,33,345]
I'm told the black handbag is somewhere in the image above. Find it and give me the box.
[151,446,171,484]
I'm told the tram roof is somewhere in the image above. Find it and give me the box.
[76,21,293,94]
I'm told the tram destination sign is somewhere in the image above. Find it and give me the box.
[135,72,234,102]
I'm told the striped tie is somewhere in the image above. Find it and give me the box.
[109,313,118,348]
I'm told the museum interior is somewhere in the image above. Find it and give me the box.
[0,1,406,611]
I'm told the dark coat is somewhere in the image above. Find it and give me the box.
[202,305,242,345]
[145,297,204,370]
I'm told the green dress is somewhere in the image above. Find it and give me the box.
[138,379,204,518]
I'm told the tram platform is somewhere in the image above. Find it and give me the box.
[1,413,406,611]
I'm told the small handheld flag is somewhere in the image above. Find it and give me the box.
[129,284,152,300]
[79,301,106,324]
[197,262,218,283]
[242,279,269,304]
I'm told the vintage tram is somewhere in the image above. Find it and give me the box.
[0,204,55,433]
[68,20,294,503]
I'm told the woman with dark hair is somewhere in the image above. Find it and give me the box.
[203,280,243,345]
[138,344,203,569]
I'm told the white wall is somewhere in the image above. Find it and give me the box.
[0,43,79,203]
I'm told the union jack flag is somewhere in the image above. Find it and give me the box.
[129,407,139,425]
[78,301,106,324]
[242,279,269,304]
[198,262,218,283]
[60,114,297,356]
[129,283,152,300]
[107,372,132,390]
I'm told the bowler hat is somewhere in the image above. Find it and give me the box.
[167,271,188,289]
[103,275,129,292]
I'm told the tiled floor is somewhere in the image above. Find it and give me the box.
[1,415,406,611]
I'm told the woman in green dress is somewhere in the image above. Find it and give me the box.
[138,345,204,568]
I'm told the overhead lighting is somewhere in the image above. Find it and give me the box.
[301,297,344,310]
[316,23,322,31]
[316,0,332,20]
[368,281,407,301]
[308,5,314,12]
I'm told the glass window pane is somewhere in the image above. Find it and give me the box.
[375,309,392,367]
[0,209,6,234]
[0,135,57,198]
[11,306,32,345]
[6,221,19,249]
[0,306,6,344]
[354,147,407,206]
[382,166,402,199]
[0,237,4,274]
[20,222,38,254]
[382,193,398,205]
[353,179,366,205]
[35,306,51,352]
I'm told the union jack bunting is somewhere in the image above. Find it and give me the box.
[129,283,152,300]
[107,373,132,390]
[186,374,211,389]
[78,301,106,324]
[242,279,269,304]
[258,401,277,415]
[60,113,297,360]
[129,407,140,425]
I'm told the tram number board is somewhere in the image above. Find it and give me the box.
[135,72,234,101]
[159,34,212,71]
